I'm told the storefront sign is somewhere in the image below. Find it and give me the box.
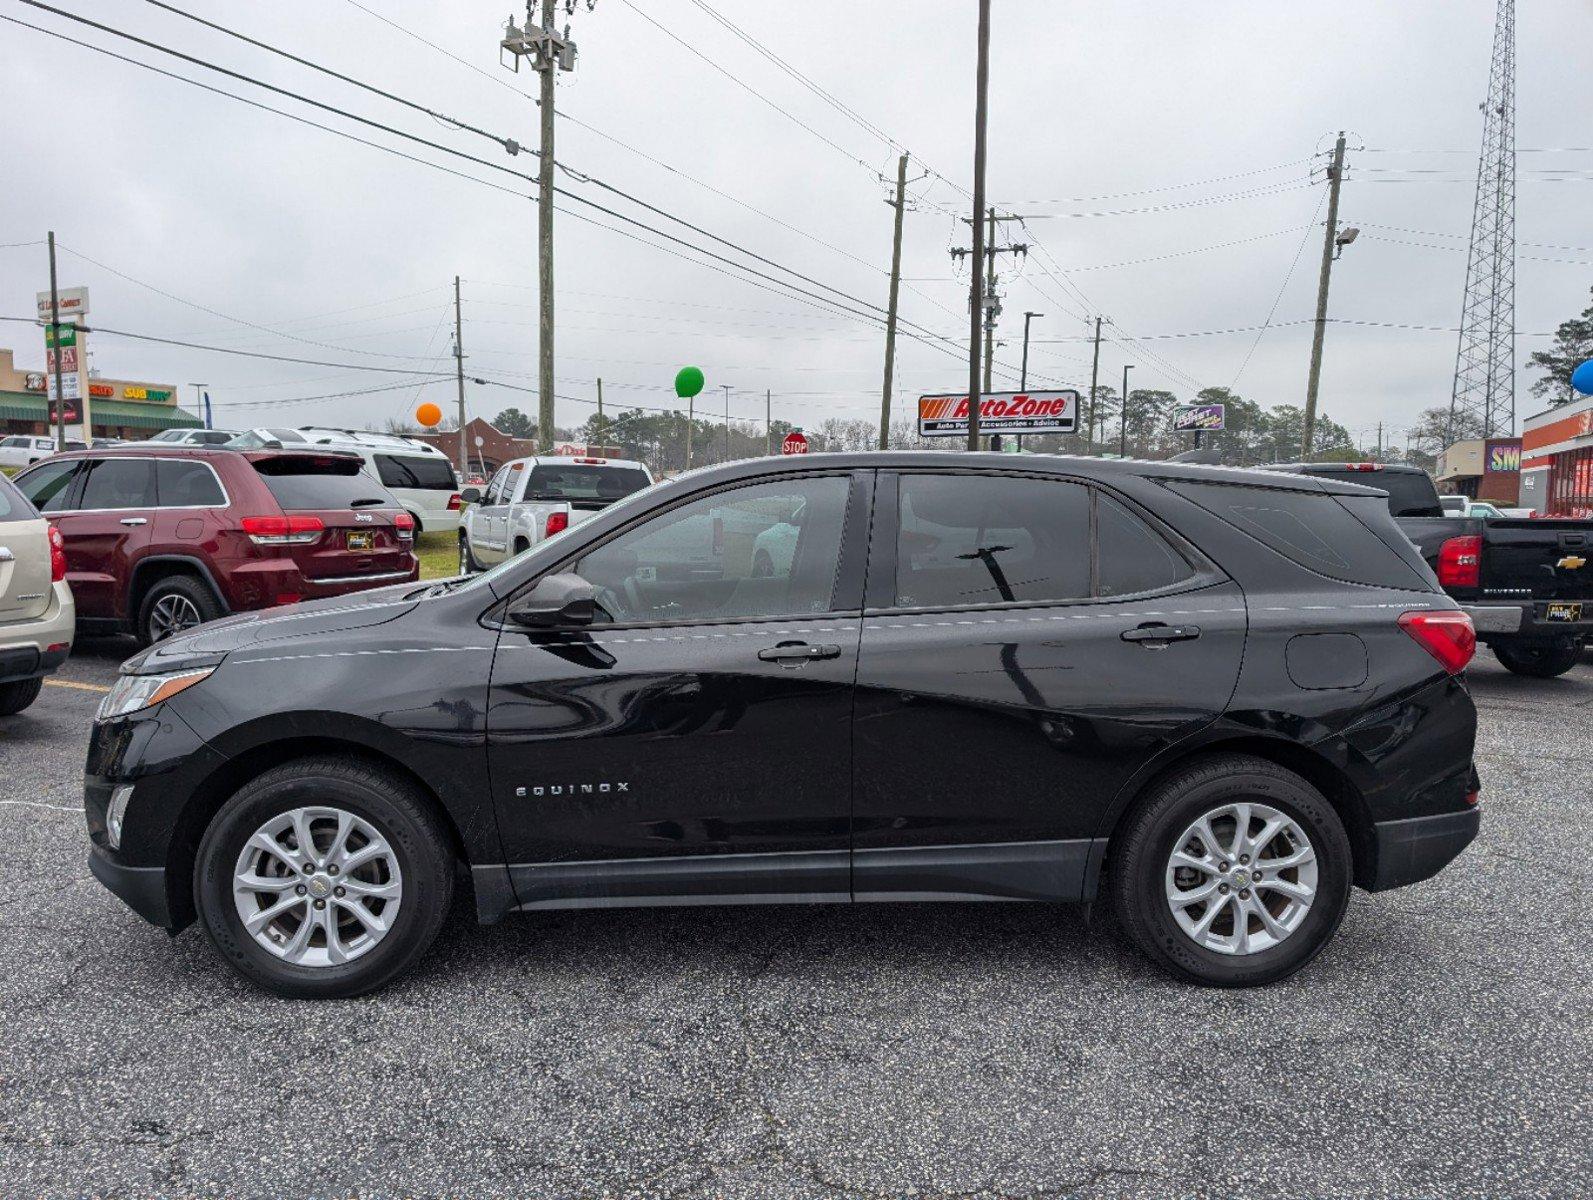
[35,286,90,321]
[1485,439,1522,473]
[917,390,1078,437]
[1173,403,1226,432]
[23,372,45,391]
[89,383,115,398]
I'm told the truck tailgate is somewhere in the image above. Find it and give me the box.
[1484,520,1593,604]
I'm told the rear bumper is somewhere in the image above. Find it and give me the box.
[226,558,420,609]
[1461,604,1524,634]
[1464,601,1592,640]
[1367,807,1481,892]
[0,582,76,682]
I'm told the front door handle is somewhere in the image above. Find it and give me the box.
[119,517,148,527]
[758,642,842,663]
[1121,622,1201,645]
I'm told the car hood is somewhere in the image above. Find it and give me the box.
[124,582,421,675]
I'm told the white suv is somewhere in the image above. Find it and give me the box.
[0,471,75,715]
[0,435,86,468]
[297,429,463,535]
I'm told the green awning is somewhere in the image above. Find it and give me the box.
[0,391,201,430]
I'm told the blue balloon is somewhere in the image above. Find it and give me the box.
[1572,359,1593,396]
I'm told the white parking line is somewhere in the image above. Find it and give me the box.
[0,800,83,813]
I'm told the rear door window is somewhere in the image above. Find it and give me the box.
[374,453,458,490]
[1167,480,1434,590]
[155,459,226,507]
[78,458,157,510]
[17,460,80,512]
[893,474,1092,608]
[1096,494,1196,597]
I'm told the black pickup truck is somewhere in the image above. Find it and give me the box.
[1262,462,1593,677]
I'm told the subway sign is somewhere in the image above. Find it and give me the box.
[917,390,1078,437]
[122,385,174,401]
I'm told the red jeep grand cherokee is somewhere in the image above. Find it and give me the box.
[14,446,419,644]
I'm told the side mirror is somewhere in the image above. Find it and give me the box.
[507,572,598,628]
[460,487,482,504]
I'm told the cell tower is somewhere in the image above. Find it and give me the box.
[1448,0,1516,442]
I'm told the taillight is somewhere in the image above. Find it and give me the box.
[447,493,462,511]
[1341,462,1384,471]
[241,515,324,545]
[1436,535,1481,588]
[544,511,569,538]
[1398,610,1476,674]
[48,524,67,582]
[394,512,416,541]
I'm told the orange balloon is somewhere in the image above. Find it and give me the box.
[416,402,443,427]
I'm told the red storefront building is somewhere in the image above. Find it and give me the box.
[1520,392,1593,517]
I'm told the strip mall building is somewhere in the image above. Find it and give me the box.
[1520,392,1593,517]
[0,347,200,439]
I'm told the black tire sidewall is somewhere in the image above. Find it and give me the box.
[1122,764,1352,987]
[1493,638,1580,678]
[195,769,449,999]
[0,676,45,715]
[137,575,221,647]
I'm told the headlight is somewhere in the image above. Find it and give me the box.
[97,668,214,721]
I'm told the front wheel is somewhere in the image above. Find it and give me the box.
[1108,754,1352,987]
[1491,637,1582,678]
[194,756,455,999]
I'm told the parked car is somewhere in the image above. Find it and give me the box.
[13,447,417,645]
[0,435,86,468]
[1263,462,1593,676]
[223,428,310,449]
[1440,495,1510,519]
[140,428,240,448]
[295,429,463,535]
[0,471,74,714]
[83,453,1479,998]
[458,455,653,573]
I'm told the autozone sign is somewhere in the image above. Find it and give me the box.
[917,390,1078,437]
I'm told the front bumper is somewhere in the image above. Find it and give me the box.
[1367,807,1481,892]
[88,844,173,927]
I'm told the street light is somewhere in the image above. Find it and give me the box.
[1119,364,1134,457]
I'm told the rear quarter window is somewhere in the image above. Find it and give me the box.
[1166,479,1435,591]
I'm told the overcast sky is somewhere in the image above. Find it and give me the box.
[2,0,1589,447]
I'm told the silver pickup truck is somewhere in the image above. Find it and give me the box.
[457,455,654,572]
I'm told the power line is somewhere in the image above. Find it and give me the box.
[992,159,1314,206]
[1231,190,1328,388]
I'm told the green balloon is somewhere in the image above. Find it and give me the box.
[674,366,705,398]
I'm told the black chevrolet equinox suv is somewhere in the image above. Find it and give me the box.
[85,454,1481,997]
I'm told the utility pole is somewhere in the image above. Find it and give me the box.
[685,394,694,471]
[1017,310,1042,453]
[453,276,467,478]
[721,384,732,462]
[596,376,603,421]
[965,0,992,452]
[1303,131,1348,460]
[953,209,1027,448]
[47,232,66,450]
[1086,316,1104,449]
[880,152,909,450]
[1119,364,1134,457]
[766,389,772,456]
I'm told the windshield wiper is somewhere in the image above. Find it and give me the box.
[349,497,387,508]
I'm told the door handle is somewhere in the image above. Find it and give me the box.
[758,642,842,663]
[1121,622,1201,645]
[119,517,148,527]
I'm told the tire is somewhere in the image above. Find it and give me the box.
[136,574,222,647]
[1108,753,1352,988]
[407,511,424,534]
[194,756,454,999]
[1491,637,1582,678]
[0,677,44,716]
[458,534,480,575]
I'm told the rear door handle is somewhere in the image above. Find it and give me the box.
[119,517,148,527]
[758,642,842,663]
[1121,622,1201,645]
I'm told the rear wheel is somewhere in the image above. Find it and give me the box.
[458,534,480,574]
[1492,637,1581,678]
[1109,754,1352,987]
[0,677,44,716]
[135,574,222,647]
[194,756,454,999]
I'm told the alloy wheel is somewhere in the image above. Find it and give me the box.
[148,594,201,641]
[232,806,404,968]
[1164,801,1318,956]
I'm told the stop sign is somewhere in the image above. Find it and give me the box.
[781,430,809,455]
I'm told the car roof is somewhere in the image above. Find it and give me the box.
[504,454,649,471]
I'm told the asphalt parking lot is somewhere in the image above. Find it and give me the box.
[1,642,1590,1200]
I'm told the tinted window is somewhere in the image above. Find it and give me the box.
[253,457,391,510]
[893,474,1090,608]
[1310,467,1443,518]
[484,465,514,506]
[1097,494,1195,597]
[0,436,27,448]
[374,453,458,490]
[198,430,235,445]
[17,460,78,512]
[155,459,225,507]
[526,464,650,506]
[78,458,156,510]
[1167,480,1434,591]
[0,472,30,519]
[576,476,850,624]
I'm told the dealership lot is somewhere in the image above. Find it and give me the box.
[0,641,1589,1199]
